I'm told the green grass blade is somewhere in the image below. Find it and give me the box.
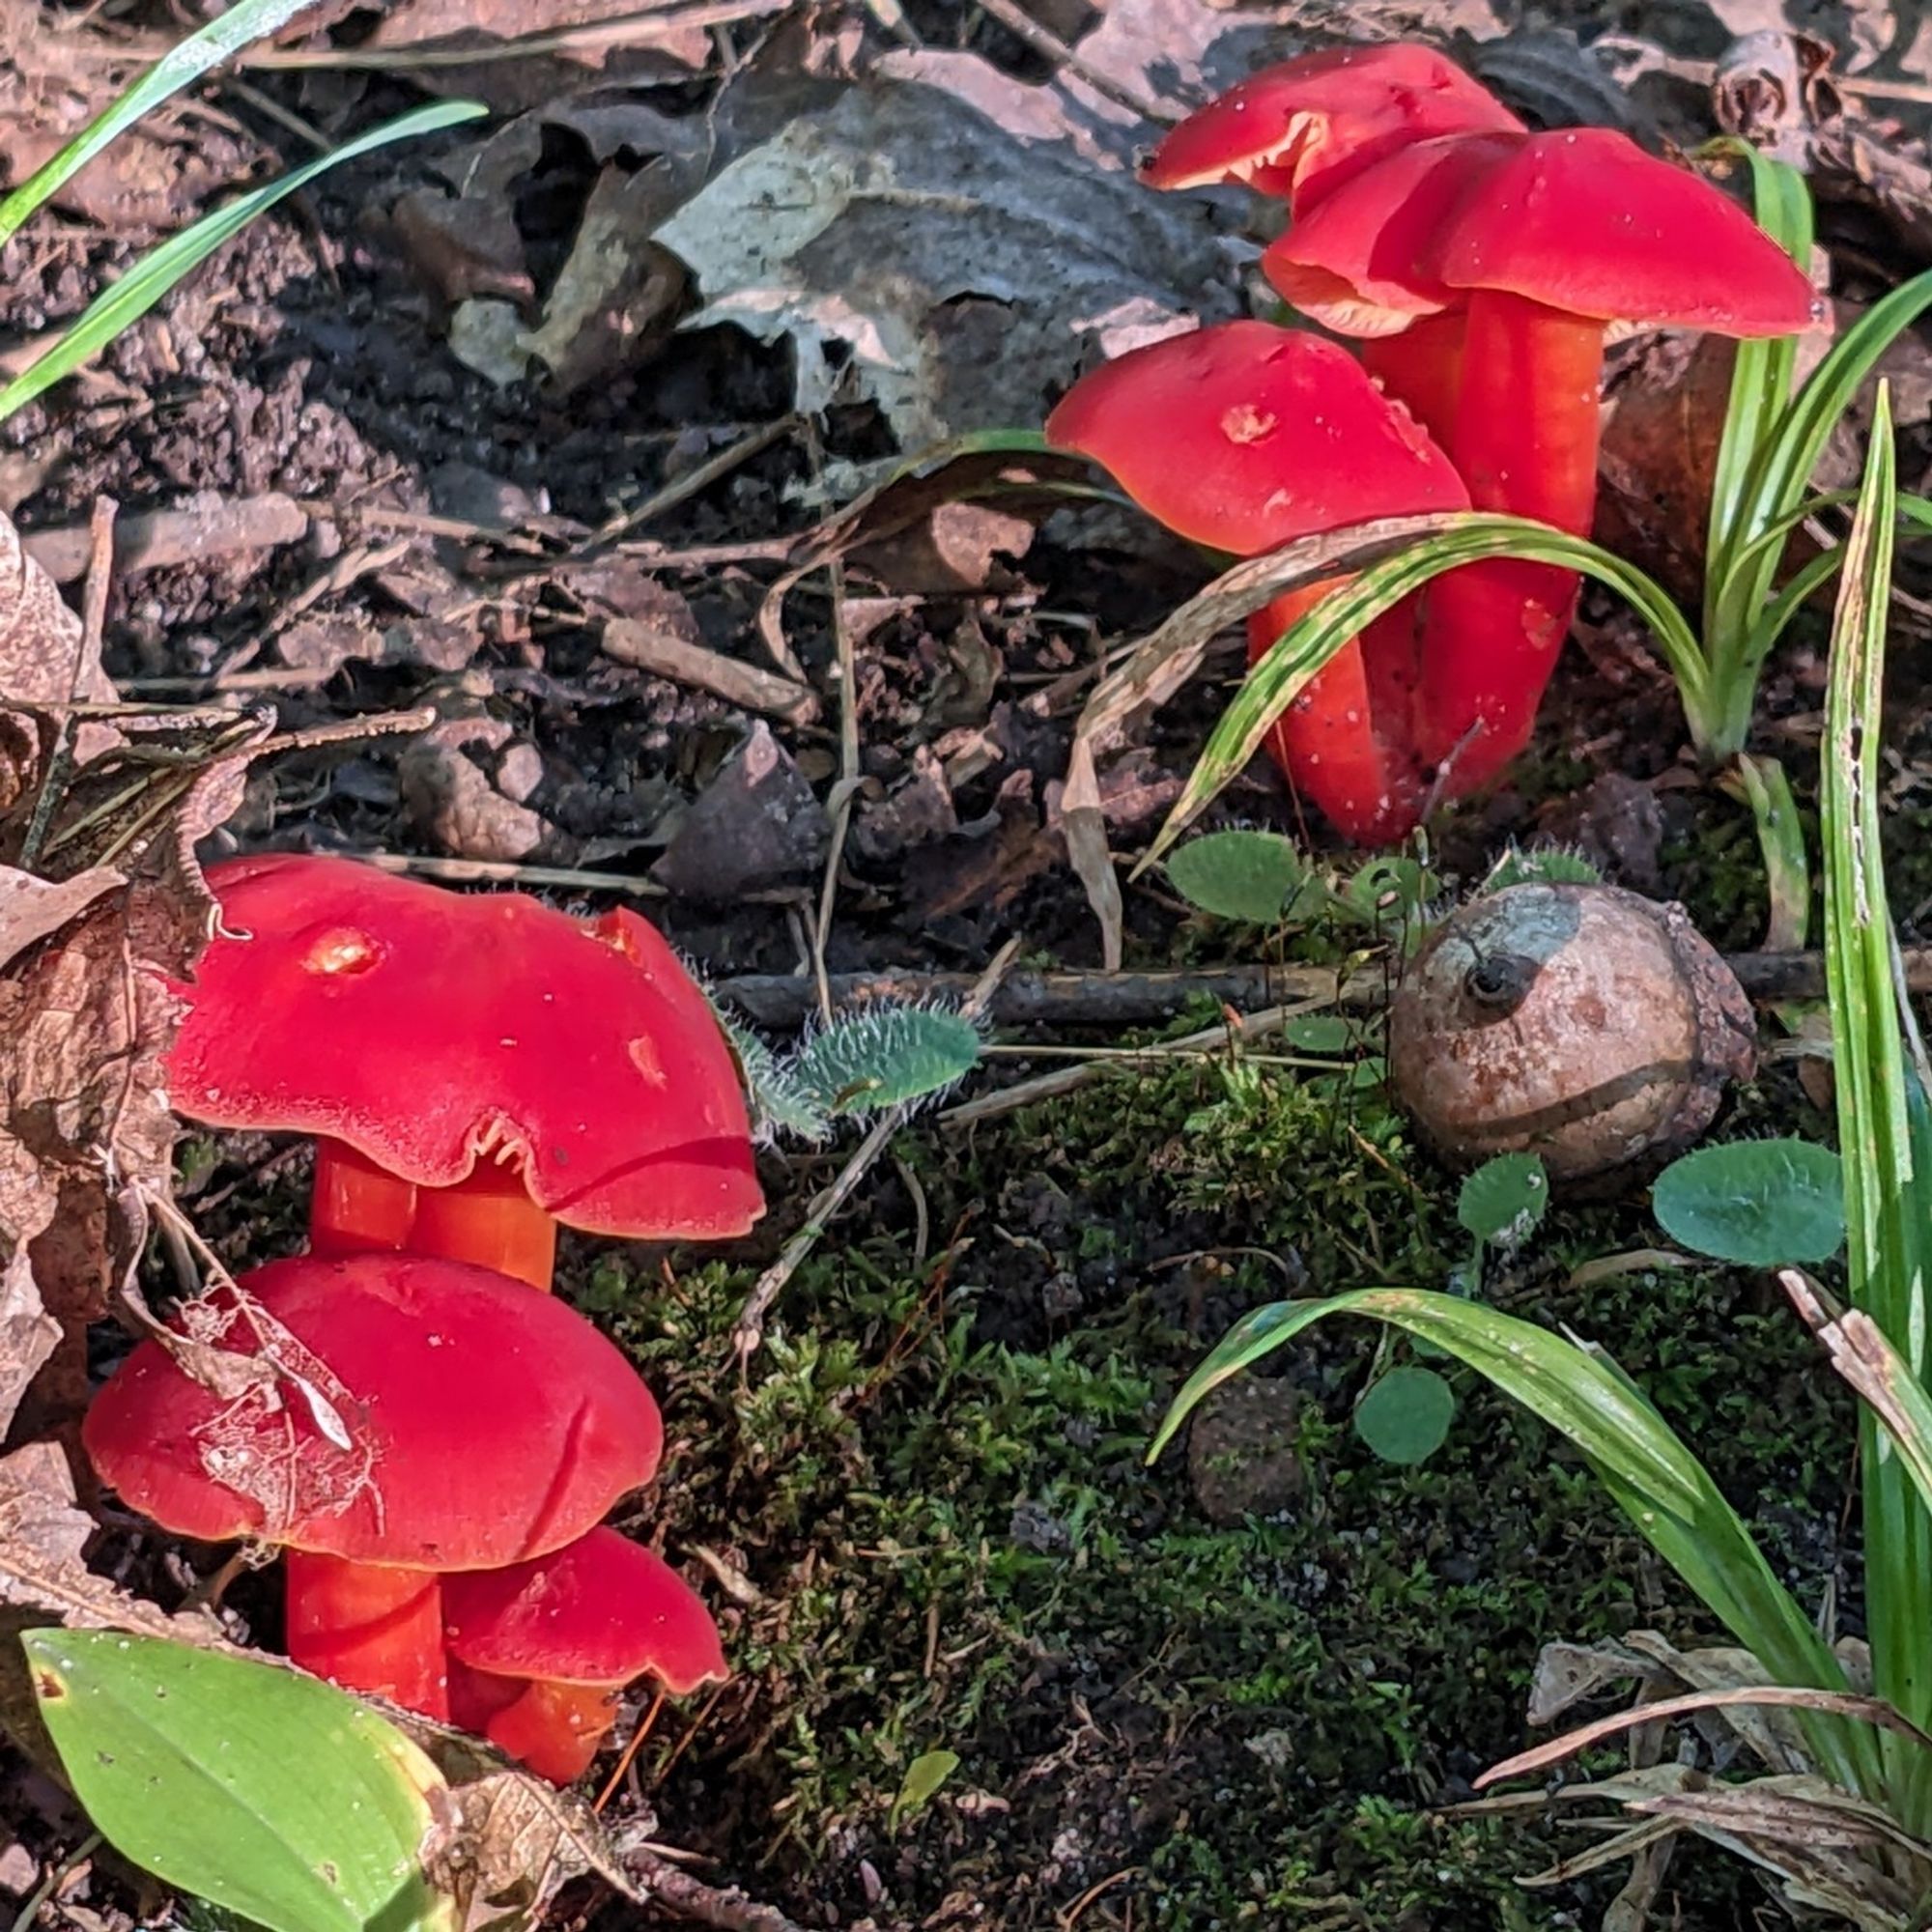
[1721,752,1809,951]
[1819,384,1932,1824]
[1140,518,1698,870]
[1148,1286,1876,1794]
[0,0,324,247]
[1702,142,1811,632]
[0,99,484,424]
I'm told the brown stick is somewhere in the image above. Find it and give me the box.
[20,494,310,584]
[620,1844,811,1932]
[711,950,1903,1032]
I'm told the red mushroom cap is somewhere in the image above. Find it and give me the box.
[1430,128,1823,332]
[82,1253,663,1568]
[1266,127,1824,340]
[1140,43,1523,209]
[169,854,763,1241]
[1263,130,1525,334]
[444,1525,727,1695]
[1044,321,1469,557]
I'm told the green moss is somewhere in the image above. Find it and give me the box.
[572,1048,1850,1928]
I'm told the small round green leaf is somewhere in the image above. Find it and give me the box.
[1652,1138,1845,1265]
[1353,1364,1456,1465]
[25,1632,452,1932]
[1457,1153,1549,1248]
[1166,830,1306,924]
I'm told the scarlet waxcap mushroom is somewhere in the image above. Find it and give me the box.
[1140,42,1522,210]
[1264,126,1824,792]
[444,1525,727,1783]
[170,854,763,1288]
[1046,321,1469,842]
[83,1253,664,1718]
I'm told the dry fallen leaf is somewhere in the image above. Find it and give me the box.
[655,74,1237,463]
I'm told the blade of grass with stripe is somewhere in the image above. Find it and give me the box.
[0,99,485,425]
[1817,384,1932,1831]
[1138,516,1703,873]
[0,0,326,247]
[1146,1288,1880,1799]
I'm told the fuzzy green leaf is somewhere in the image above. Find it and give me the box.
[1166,830,1307,925]
[1652,1140,1844,1265]
[1457,1154,1549,1249]
[792,1006,982,1117]
[25,1632,452,1932]
[1353,1365,1455,1465]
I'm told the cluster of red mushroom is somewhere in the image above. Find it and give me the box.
[1046,43,1826,843]
[83,854,764,1784]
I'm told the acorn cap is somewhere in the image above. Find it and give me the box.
[169,854,763,1242]
[83,1253,664,1567]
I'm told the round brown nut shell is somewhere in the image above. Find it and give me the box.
[1388,881,1756,1189]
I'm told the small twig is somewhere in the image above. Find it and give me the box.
[8,1833,101,1932]
[974,0,1181,123]
[594,1687,667,1814]
[21,489,310,584]
[581,417,800,554]
[602,618,820,727]
[619,1841,810,1932]
[223,76,332,153]
[78,497,117,668]
[255,707,436,758]
[240,2,788,69]
[942,996,1338,1128]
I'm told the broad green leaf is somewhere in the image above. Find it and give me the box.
[1651,1140,1845,1265]
[792,1005,981,1116]
[0,100,486,424]
[1819,385,1932,1826]
[1353,1364,1455,1464]
[1457,1153,1549,1249]
[1142,519,1701,869]
[1148,1287,1878,1798]
[890,1748,961,1828]
[0,0,322,247]
[25,1632,452,1932]
[1166,830,1306,924]
[1282,1013,1357,1054]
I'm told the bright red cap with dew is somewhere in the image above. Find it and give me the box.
[1429,128,1823,332]
[169,854,763,1241]
[445,1526,728,1696]
[1140,42,1523,209]
[1264,130,1525,334]
[82,1253,664,1567]
[1045,321,1468,556]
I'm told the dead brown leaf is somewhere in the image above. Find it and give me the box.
[423,1759,639,1932]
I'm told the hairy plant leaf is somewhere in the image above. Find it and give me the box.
[718,1011,832,1145]
[25,1632,452,1932]
[1165,830,1305,925]
[792,1005,981,1117]
[1458,1154,1549,1249]
[1651,1140,1845,1265]
[1353,1364,1455,1465]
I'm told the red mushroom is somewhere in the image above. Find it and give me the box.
[82,1253,665,1719]
[1265,127,1823,789]
[168,854,763,1292]
[1139,42,1521,210]
[444,1526,727,1784]
[1046,320,1468,842]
